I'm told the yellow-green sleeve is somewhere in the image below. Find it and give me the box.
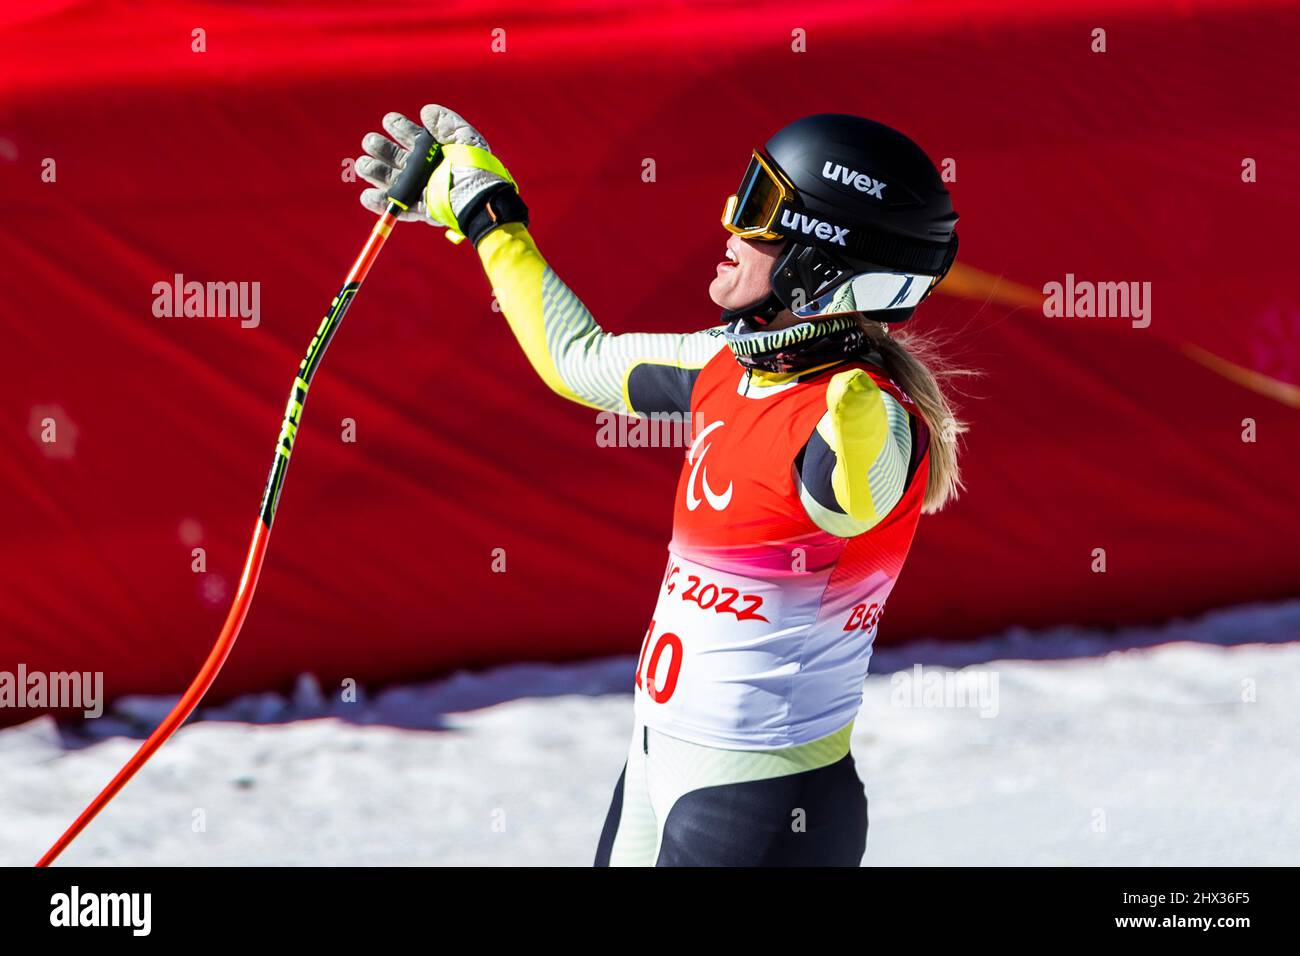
[798,368,913,536]
[476,223,726,415]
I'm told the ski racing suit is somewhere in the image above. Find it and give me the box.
[478,222,930,866]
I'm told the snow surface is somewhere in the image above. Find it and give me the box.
[3,601,1298,866]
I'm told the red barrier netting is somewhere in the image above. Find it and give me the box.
[1,0,1297,720]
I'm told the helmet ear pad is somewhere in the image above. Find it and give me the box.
[722,241,939,330]
[770,243,858,316]
[770,229,959,322]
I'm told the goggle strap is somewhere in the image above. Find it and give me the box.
[774,200,956,275]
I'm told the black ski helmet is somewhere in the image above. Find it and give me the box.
[720,113,958,328]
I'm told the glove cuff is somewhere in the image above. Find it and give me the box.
[460,184,530,246]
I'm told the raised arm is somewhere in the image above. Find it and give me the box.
[354,104,725,417]
[477,223,725,414]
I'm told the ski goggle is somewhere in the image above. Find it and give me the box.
[721,150,795,239]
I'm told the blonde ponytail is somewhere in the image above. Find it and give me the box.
[859,319,972,513]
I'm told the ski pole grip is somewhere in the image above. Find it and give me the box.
[387,129,442,211]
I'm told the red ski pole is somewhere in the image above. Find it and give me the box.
[36,130,443,867]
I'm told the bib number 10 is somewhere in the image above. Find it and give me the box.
[635,619,682,704]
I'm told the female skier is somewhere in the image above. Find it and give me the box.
[355,106,964,866]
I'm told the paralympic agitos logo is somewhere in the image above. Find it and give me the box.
[686,420,733,512]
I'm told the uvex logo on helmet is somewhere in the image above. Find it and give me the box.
[821,161,886,200]
[778,209,849,246]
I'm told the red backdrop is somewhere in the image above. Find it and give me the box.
[2,0,1297,720]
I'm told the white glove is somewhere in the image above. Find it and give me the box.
[355,105,513,234]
